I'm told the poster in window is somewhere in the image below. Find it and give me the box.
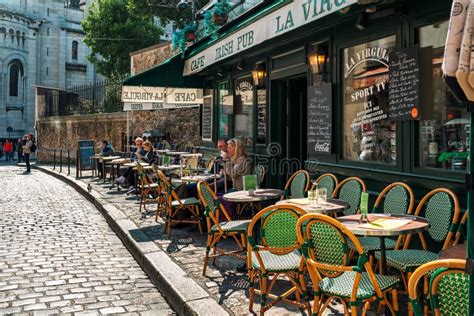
[201,95,213,141]
[342,35,397,165]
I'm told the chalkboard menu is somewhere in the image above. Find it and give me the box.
[389,46,420,120]
[78,140,95,170]
[201,95,213,140]
[257,90,266,144]
[307,83,332,154]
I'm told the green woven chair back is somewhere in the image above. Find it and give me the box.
[429,268,469,315]
[254,165,266,187]
[289,172,308,198]
[262,208,301,248]
[197,182,217,218]
[338,180,363,215]
[424,192,454,242]
[316,175,336,197]
[382,185,409,215]
[308,220,348,277]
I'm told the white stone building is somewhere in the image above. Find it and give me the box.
[0,0,102,139]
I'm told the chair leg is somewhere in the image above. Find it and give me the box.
[407,272,413,316]
[248,269,255,312]
[392,289,399,315]
[260,275,268,316]
[202,244,211,276]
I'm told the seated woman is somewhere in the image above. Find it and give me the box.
[116,137,145,186]
[116,139,157,189]
[223,138,253,191]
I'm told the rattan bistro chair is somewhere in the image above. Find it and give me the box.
[156,169,202,238]
[281,170,310,200]
[454,210,468,245]
[312,173,338,197]
[408,259,469,316]
[247,204,311,315]
[136,163,160,216]
[374,188,460,315]
[332,177,367,216]
[296,213,400,316]
[197,181,250,276]
[349,182,415,254]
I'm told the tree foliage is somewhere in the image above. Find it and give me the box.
[82,0,163,78]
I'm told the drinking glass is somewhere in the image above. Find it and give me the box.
[317,188,327,204]
[308,189,318,207]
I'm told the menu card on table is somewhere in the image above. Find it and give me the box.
[358,218,412,230]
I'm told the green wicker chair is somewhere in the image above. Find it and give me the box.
[408,259,468,316]
[281,170,310,200]
[374,188,461,315]
[332,177,366,216]
[296,213,400,315]
[247,204,311,315]
[197,181,250,276]
[349,182,415,254]
[311,173,338,197]
[156,168,202,238]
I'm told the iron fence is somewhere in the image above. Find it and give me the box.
[44,77,125,117]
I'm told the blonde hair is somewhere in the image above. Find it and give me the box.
[142,140,154,151]
[228,138,247,161]
[135,137,144,144]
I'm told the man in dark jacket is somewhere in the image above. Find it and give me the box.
[97,140,115,178]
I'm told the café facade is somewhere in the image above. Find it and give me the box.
[124,0,467,204]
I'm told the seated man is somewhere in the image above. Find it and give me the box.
[97,140,115,177]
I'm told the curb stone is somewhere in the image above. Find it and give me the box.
[34,165,231,316]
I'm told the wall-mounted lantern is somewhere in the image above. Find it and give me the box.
[308,46,327,75]
[252,63,266,87]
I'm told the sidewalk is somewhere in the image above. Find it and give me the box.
[35,164,349,315]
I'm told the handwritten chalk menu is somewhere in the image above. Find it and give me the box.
[307,83,332,154]
[389,46,420,120]
[201,95,213,140]
[257,90,267,143]
[78,140,95,170]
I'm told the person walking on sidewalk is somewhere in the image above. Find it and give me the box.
[22,134,33,173]
[3,140,13,161]
[16,138,23,163]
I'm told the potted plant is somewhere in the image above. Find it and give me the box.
[211,0,231,25]
[171,22,197,52]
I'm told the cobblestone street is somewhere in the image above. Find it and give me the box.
[0,165,174,315]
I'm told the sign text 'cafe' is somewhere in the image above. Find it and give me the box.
[184,0,357,76]
[121,86,203,105]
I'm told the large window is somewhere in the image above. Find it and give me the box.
[217,82,230,139]
[72,41,78,60]
[342,35,397,164]
[9,60,23,97]
[418,21,468,172]
[234,76,254,146]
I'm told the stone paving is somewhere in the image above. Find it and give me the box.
[0,165,175,315]
[33,164,362,316]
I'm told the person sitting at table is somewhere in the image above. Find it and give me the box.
[97,140,115,177]
[115,137,145,186]
[116,140,157,189]
[223,138,253,191]
[185,138,231,197]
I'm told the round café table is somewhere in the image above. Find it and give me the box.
[223,189,284,216]
[338,214,430,274]
[276,198,350,215]
[438,243,467,260]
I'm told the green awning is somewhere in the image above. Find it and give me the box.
[122,54,202,88]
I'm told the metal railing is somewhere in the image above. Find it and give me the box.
[43,77,125,117]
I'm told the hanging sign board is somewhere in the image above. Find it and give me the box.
[122,86,203,104]
[77,140,95,171]
[123,102,200,111]
[388,46,421,120]
[201,95,213,141]
[183,0,357,76]
[307,83,332,154]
